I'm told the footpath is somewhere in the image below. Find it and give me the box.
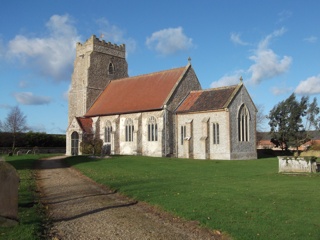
[36,156,222,240]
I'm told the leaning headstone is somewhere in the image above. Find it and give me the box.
[0,158,20,227]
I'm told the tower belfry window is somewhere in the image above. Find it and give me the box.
[108,62,115,75]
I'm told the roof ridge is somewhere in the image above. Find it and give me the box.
[189,84,238,94]
[111,65,186,83]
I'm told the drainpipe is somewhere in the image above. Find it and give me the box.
[164,104,167,157]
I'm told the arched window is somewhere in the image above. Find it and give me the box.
[238,105,250,142]
[213,123,220,144]
[181,125,186,145]
[105,121,112,143]
[125,118,134,142]
[148,116,158,141]
[71,131,79,156]
[108,62,115,75]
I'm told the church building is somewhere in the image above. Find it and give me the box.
[66,35,257,160]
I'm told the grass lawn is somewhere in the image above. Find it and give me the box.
[0,154,54,240]
[66,155,320,240]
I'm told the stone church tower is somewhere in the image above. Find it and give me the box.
[68,35,128,124]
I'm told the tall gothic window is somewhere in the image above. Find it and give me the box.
[125,118,134,142]
[238,105,250,142]
[148,116,158,141]
[105,121,112,143]
[213,123,220,144]
[181,125,186,145]
[108,62,115,75]
[71,131,79,156]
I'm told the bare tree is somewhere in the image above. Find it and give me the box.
[256,104,268,145]
[3,106,28,151]
[256,104,267,132]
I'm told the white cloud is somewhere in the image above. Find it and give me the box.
[63,84,71,101]
[210,28,292,88]
[271,86,293,96]
[258,27,286,50]
[96,18,136,54]
[13,92,51,105]
[211,74,242,88]
[6,14,81,81]
[230,33,248,46]
[303,36,317,43]
[248,49,292,84]
[295,75,320,95]
[19,80,30,88]
[277,10,292,23]
[248,28,292,84]
[146,27,194,55]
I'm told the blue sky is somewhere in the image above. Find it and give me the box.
[0,0,319,134]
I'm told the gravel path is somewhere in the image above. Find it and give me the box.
[36,156,223,240]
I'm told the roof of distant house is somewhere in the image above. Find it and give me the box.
[176,84,240,113]
[85,65,190,117]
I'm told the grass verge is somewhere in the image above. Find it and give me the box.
[66,155,320,240]
[0,154,55,240]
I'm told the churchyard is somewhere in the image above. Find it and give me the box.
[66,155,319,240]
[1,153,319,240]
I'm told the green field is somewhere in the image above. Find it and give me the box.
[66,155,320,240]
[0,155,52,240]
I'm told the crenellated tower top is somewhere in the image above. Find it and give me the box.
[76,35,126,58]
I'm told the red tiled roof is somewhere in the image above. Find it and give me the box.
[176,85,239,113]
[76,117,93,133]
[85,66,188,117]
[258,140,274,146]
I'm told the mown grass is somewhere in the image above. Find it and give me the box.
[66,155,320,240]
[0,154,55,240]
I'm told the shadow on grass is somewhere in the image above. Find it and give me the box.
[3,155,104,171]
[3,154,68,171]
[65,155,112,166]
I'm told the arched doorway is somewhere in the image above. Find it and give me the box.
[71,131,79,156]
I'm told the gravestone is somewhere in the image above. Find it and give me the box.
[0,158,19,227]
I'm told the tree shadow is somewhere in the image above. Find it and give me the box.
[45,193,116,205]
[52,201,137,223]
[64,155,110,167]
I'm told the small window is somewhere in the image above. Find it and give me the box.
[125,118,134,142]
[148,116,158,141]
[181,125,186,145]
[213,123,220,144]
[105,121,112,143]
[108,62,115,75]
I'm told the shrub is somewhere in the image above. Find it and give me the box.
[80,139,103,155]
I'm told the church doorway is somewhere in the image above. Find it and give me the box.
[71,131,79,156]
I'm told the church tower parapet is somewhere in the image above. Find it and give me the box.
[76,35,126,59]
